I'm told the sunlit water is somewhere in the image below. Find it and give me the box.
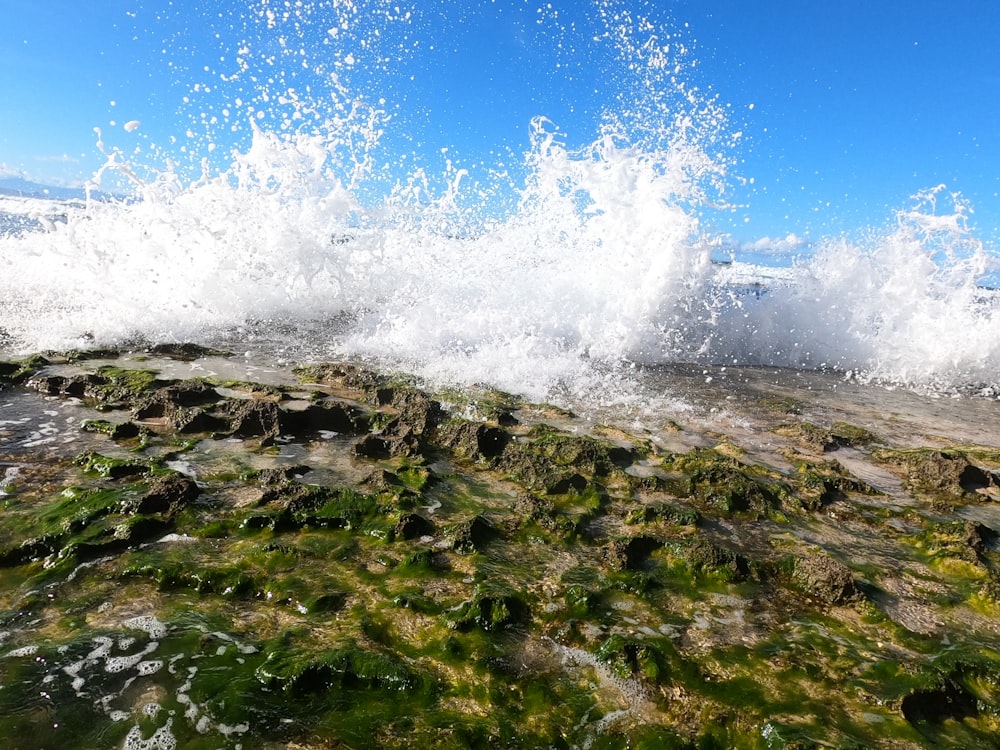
[1,0,998,407]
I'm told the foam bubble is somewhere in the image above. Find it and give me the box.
[87,636,114,660]
[699,187,1000,390]
[105,642,159,674]
[153,533,197,544]
[122,616,168,640]
[209,631,257,654]
[0,466,20,495]
[218,721,250,736]
[122,718,177,750]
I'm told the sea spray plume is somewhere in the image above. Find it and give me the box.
[592,0,737,197]
[803,186,1000,390]
[328,2,737,397]
[6,124,391,351]
[700,186,1000,392]
[147,0,411,180]
[0,0,739,403]
[0,1,405,352]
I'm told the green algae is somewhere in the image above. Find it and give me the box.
[89,365,162,404]
[446,584,530,632]
[789,458,881,510]
[255,635,422,693]
[625,500,701,527]
[80,418,144,441]
[73,450,154,479]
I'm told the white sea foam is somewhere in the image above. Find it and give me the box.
[105,641,159,675]
[697,187,1000,391]
[0,1,996,403]
[122,718,177,750]
[217,721,250,736]
[122,616,168,640]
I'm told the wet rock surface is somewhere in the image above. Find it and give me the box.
[1,350,1000,748]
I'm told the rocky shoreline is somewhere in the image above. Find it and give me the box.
[1,346,1000,748]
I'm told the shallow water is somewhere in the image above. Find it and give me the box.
[638,363,1000,446]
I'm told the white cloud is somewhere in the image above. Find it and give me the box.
[740,233,809,255]
[0,159,88,190]
[0,162,26,179]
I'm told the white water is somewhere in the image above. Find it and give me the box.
[1,1,997,402]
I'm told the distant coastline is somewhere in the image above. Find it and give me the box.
[0,176,87,201]
[0,176,119,203]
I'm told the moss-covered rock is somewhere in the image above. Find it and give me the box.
[393,512,435,541]
[595,634,674,684]
[624,501,701,527]
[668,448,785,517]
[873,448,1000,503]
[776,421,881,452]
[437,420,511,461]
[603,535,663,571]
[789,550,863,605]
[446,586,530,632]
[0,355,49,389]
[122,473,201,516]
[670,536,756,583]
[447,514,499,554]
[79,418,143,440]
[373,385,446,435]
[353,420,424,459]
[73,451,152,479]
[256,637,421,693]
[792,459,880,510]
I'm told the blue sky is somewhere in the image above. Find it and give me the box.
[2,0,998,248]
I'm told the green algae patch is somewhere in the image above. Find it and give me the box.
[830,421,881,446]
[595,634,674,684]
[256,636,423,693]
[436,385,524,425]
[789,458,881,510]
[625,500,701,527]
[1,484,150,567]
[80,418,144,441]
[73,450,154,479]
[89,365,163,404]
[446,584,531,632]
